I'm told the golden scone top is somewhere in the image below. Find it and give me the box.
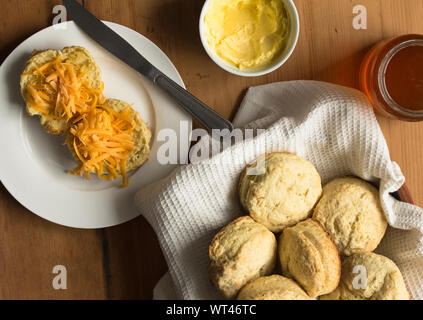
[313,177,388,256]
[320,252,410,300]
[239,152,322,232]
[208,216,277,299]
[278,219,341,298]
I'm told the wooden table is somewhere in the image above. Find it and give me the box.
[0,0,422,299]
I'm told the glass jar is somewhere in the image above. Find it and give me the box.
[360,34,423,121]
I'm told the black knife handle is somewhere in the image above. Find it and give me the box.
[154,73,234,133]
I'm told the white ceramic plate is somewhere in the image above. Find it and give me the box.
[0,21,191,229]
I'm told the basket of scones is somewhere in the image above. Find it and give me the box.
[209,152,410,300]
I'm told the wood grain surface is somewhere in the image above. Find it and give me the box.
[0,0,422,299]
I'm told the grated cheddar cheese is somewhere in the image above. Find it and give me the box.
[68,104,137,187]
[24,54,104,121]
[25,54,137,188]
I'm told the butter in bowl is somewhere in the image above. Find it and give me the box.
[199,0,300,76]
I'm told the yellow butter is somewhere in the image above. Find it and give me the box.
[204,0,290,70]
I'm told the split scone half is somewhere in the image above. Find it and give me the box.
[320,252,410,300]
[66,98,151,187]
[209,216,277,299]
[278,219,341,298]
[237,275,310,300]
[20,46,103,134]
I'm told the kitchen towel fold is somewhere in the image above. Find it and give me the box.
[135,81,423,300]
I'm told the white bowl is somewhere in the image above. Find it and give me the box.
[199,0,300,77]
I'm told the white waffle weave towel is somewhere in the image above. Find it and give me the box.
[135,81,423,300]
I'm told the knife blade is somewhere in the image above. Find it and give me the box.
[62,0,233,132]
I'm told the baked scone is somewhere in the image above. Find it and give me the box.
[237,275,310,300]
[239,152,322,232]
[20,46,103,134]
[320,253,410,300]
[312,177,388,256]
[66,98,151,186]
[278,219,341,298]
[209,216,277,299]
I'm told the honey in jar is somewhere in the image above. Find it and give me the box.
[360,34,423,121]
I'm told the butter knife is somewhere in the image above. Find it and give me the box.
[62,0,233,132]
